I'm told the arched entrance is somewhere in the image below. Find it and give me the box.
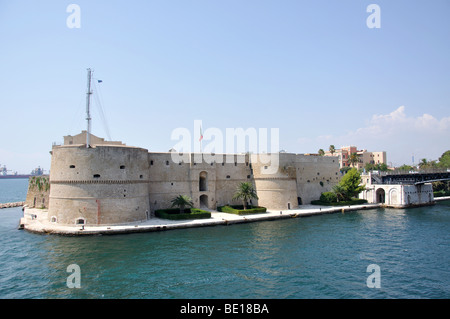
[200,194,208,208]
[376,188,385,204]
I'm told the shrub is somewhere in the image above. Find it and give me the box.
[155,208,211,220]
[320,192,337,203]
[217,205,267,215]
[434,190,450,198]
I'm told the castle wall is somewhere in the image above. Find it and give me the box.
[25,176,50,209]
[148,153,252,211]
[48,144,150,225]
[41,135,342,225]
[295,155,341,204]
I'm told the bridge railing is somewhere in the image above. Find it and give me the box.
[371,168,450,176]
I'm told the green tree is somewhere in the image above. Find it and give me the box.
[419,158,430,169]
[329,145,336,155]
[397,164,414,172]
[318,149,325,156]
[340,166,352,174]
[419,158,438,170]
[332,184,347,202]
[170,195,194,213]
[348,152,359,167]
[438,150,450,168]
[338,168,366,200]
[232,182,258,210]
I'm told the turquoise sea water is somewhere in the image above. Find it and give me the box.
[0,179,449,299]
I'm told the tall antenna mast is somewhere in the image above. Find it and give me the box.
[86,68,92,148]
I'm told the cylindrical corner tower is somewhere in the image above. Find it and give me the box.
[48,144,150,226]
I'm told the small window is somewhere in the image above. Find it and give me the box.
[226,175,230,179]
[76,218,85,225]
[69,165,75,169]
[140,175,143,179]
[166,161,169,165]
[247,175,251,179]
[93,174,100,178]
[222,163,225,166]
[120,165,125,169]
[150,160,154,165]
[51,216,57,223]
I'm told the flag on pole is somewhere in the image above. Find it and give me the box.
[199,126,203,142]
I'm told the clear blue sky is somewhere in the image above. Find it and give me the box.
[1,0,449,173]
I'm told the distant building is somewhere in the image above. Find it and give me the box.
[64,131,125,146]
[324,146,386,169]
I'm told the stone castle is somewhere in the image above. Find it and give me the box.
[26,131,341,227]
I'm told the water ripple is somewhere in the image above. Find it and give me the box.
[1,203,450,298]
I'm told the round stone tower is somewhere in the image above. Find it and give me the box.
[48,144,150,226]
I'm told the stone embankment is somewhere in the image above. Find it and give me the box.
[21,203,383,236]
[0,202,25,209]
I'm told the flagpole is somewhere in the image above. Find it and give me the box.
[199,125,203,153]
[86,68,92,148]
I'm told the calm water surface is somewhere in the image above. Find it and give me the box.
[0,179,449,298]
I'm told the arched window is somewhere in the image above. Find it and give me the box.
[199,171,208,191]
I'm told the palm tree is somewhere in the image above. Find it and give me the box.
[332,184,347,202]
[232,182,258,210]
[418,158,428,169]
[348,152,359,167]
[329,145,336,155]
[170,195,194,213]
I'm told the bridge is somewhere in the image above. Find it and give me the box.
[361,170,450,208]
[370,170,450,185]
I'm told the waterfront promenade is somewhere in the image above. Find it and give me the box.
[19,197,450,236]
[20,203,381,235]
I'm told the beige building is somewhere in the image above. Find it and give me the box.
[324,146,386,169]
[27,132,341,227]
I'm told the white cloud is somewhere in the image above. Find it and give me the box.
[296,106,450,166]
